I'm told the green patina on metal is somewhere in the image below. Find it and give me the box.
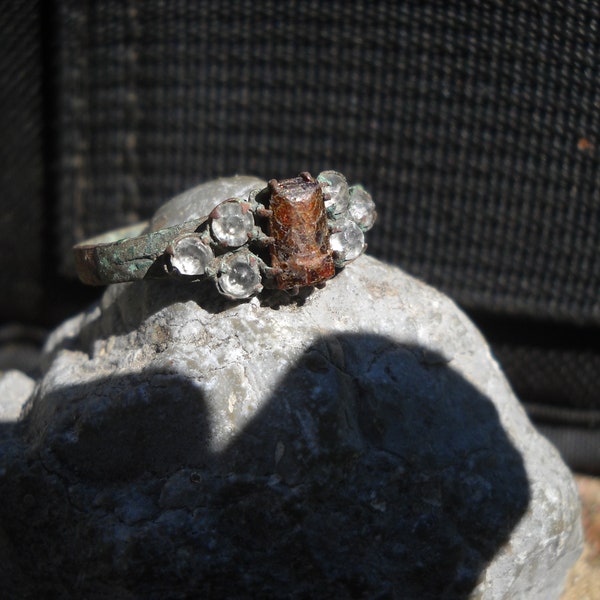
[73,172,376,296]
[73,215,212,285]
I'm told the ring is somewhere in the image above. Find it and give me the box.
[73,171,377,300]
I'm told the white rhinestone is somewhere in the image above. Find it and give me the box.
[348,186,377,231]
[217,253,262,299]
[170,235,214,276]
[317,171,350,214]
[329,219,365,265]
[211,200,255,247]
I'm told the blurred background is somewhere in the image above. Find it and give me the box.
[1,1,599,476]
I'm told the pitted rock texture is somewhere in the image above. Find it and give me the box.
[0,178,582,599]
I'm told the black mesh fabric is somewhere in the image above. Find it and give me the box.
[0,0,43,320]
[3,1,600,469]
[497,345,600,416]
[55,0,600,327]
[480,315,600,471]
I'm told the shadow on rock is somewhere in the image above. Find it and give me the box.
[0,333,530,599]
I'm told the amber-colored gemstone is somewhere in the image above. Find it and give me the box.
[268,172,335,289]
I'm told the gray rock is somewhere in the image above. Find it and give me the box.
[0,178,582,599]
[148,175,266,231]
[0,370,35,423]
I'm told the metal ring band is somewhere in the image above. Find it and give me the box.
[73,215,210,286]
[73,172,376,300]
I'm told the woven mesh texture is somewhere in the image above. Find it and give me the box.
[534,424,600,474]
[55,0,600,325]
[0,0,43,320]
[495,344,600,416]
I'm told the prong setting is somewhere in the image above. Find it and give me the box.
[77,172,376,300]
[162,171,376,299]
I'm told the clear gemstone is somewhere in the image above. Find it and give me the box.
[329,219,365,265]
[348,185,377,231]
[217,252,262,299]
[211,199,255,247]
[317,171,350,214]
[170,234,214,276]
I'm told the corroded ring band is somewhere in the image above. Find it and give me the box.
[74,216,212,286]
[73,171,377,300]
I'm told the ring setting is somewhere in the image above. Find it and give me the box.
[74,171,376,300]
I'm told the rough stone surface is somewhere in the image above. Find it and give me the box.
[0,370,34,423]
[148,175,266,231]
[0,178,582,599]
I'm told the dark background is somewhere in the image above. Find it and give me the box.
[1,1,599,472]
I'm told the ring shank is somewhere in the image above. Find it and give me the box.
[73,216,209,286]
